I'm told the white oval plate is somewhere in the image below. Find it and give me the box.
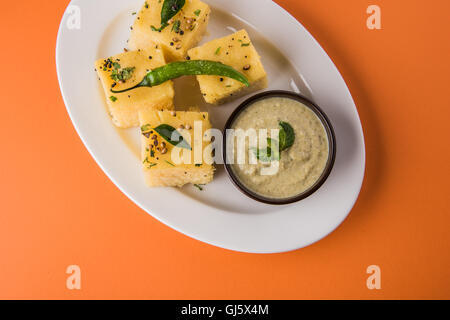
[56,0,365,253]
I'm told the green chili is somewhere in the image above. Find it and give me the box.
[151,0,185,32]
[111,60,250,93]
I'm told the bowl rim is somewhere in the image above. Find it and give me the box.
[222,90,337,205]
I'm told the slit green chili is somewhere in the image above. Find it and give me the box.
[111,60,250,93]
[151,0,186,32]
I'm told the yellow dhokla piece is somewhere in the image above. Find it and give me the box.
[139,110,215,187]
[95,47,174,128]
[129,0,211,61]
[187,29,268,105]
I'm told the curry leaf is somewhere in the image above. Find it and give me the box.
[154,124,191,150]
[252,138,280,162]
[161,0,185,26]
[252,121,294,162]
[279,121,295,151]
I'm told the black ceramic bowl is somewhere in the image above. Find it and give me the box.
[223,90,336,205]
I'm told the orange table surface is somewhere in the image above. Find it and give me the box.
[0,0,449,299]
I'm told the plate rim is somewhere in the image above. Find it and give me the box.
[56,0,366,254]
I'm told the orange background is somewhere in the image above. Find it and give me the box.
[1,0,449,300]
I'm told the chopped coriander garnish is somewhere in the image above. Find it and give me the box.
[132,12,137,15]
[165,160,175,167]
[111,66,135,82]
[172,20,181,33]
[241,43,251,47]
[194,184,205,191]
[194,9,201,16]
[151,24,166,32]
[143,157,157,169]
[141,124,151,132]
[215,47,221,55]
[113,62,121,69]
[109,96,117,102]
[150,149,155,157]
